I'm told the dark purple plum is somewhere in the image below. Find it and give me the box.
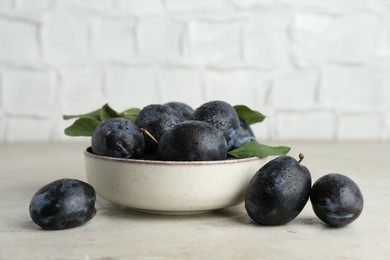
[29,179,96,230]
[239,118,255,137]
[135,104,184,153]
[245,155,311,225]
[157,120,228,161]
[192,100,240,150]
[233,118,257,149]
[92,118,144,159]
[310,173,364,227]
[165,101,194,120]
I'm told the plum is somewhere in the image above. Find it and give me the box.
[233,119,257,149]
[157,120,228,161]
[165,101,194,120]
[310,173,364,227]
[135,104,184,153]
[192,101,240,150]
[29,179,96,230]
[92,118,144,159]
[245,154,311,225]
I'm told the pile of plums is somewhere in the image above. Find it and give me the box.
[91,100,256,161]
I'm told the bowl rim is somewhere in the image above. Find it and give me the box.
[84,147,266,166]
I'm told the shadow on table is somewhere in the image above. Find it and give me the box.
[17,218,43,231]
[95,198,324,229]
[96,199,246,222]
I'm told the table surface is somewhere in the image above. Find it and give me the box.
[1,141,389,259]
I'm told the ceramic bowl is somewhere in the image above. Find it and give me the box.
[84,147,268,215]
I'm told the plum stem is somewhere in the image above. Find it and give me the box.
[140,128,158,144]
[298,153,304,163]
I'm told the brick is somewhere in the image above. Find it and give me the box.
[60,67,104,114]
[320,65,383,109]
[56,0,113,12]
[42,11,90,63]
[281,0,386,13]
[203,69,269,107]
[92,18,136,61]
[0,0,14,9]
[6,118,54,142]
[291,13,329,66]
[244,10,291,68]
[188,20,243,64]
[271,69,318,108]
[166,0,233,12]
[15,0,54,10]
[158,67,203,107]
[292,12,384,65]
[338,113,383,140]
[137,17,184,60]
[0,18,40,63]
[2,68,55,116]
[275,111,336,140]
[231,0,274,9]
[104,66,159,110]
[115,0,164,15]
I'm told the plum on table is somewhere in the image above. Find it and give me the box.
[245,154,312,225]
[29,179,96,230]
[310,173,364,227]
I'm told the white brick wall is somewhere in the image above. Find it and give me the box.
[0,17,40,63]
[2,67,56,116]
[0,0,389,142]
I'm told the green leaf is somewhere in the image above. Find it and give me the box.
[122,107,141,121]
[64,117,101,137]
[234,105,266,125]
[228,142,290,159]
[100,103,120,121]
[63,108,102,121]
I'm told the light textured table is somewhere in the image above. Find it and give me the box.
[0,141,389,259]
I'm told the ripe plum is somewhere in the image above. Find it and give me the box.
[157,120,228,161]
[192,101,240,150]
[92,118,144,159]
[245,155,311,225]
[165,101,194,120]
[135,104,184,152]
[310,173,364,227]
[29,179,96,230]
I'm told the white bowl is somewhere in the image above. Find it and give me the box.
[84,148,268,215]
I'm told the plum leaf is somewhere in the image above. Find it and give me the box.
[234,105,266,125]
[63,104,141,136]
[64,117,101,137]
[122,107,141,122]
[228,142,290,159]
[100,103,119,121]
[63,108,101,121]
